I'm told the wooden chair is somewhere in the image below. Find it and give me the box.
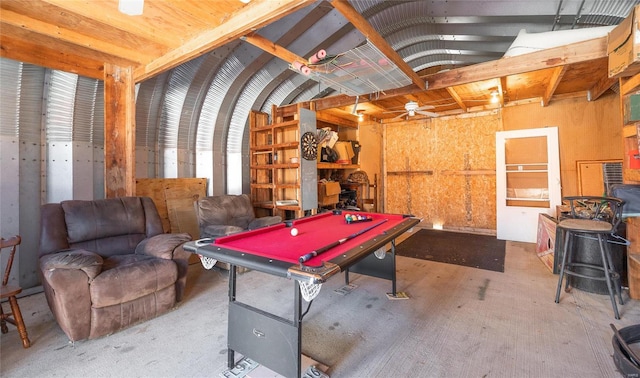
[362,174,378,212]
[1,235,30,348]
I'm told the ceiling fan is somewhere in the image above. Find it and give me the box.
[389,101,439,119]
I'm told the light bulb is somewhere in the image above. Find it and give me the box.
[490,91,499,104]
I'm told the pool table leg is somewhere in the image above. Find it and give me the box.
[228,264,237,369]
[390,239,397,296]
[343,238,399,296]
[294,281,303,378]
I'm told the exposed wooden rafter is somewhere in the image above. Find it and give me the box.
[426,37,608,90]
[588,75,618,101]
[541,65,567,106]
[498,77,507,106]
[135,0,315,81]
[330,0,426,91]
[313,36,610,112]
[621,74,640,96]
[242,33,307,68]
[446,87,468,112]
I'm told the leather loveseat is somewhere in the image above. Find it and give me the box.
[194,194,282,239]
[39,196,191,341]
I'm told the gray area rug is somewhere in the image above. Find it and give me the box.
[395,229,506,272]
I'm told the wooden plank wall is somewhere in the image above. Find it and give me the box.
[381,92,622,233]
[135,178,207,236]
[502,92,622,196]
[385,111,500,232]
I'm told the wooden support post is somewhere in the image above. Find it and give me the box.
[104,63,136,198]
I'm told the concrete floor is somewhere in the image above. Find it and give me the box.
[1,239,639,377]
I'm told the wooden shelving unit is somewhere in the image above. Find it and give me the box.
[250,104,365,217]
[619,73,640,299]
[249,103,317,219]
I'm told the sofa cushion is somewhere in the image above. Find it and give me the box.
[197,195,255,230]
[90,256,178,308]
[62,197,148,243]
[202,224,245,238]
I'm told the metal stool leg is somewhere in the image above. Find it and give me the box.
[555,229,571,303]
[597,234,620,319]
[564,232,576,293]
[602,236,624,306]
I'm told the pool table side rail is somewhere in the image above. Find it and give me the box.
[321,216,421,270]
[183,242,295,278]
[183,216,421,283]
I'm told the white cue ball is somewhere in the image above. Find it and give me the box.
[290,227,298,236]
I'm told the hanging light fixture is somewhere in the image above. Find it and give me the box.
[490,90,500,104]
[358,112,364,122]
[118,0,144,16]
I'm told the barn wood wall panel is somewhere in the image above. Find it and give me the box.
[385,112,500,231]
[135,177,207,234]
[501,93,622,196]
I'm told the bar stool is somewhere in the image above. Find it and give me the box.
[555,196,625,319]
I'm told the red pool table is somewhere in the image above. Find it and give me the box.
[184,210,420,378]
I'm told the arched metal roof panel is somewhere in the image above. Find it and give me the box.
[136,73,168,149]
[0,59,23,137]
[73,77,99,143]
[18,64,46,142]
[46,71,78,142]
[158,56,204,149]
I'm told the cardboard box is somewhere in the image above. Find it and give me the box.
[624,94,640,123]
[608,5,640,78]
[318,181,341,206]
[334,141,355,164]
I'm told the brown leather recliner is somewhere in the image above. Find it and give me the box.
[39,196,191,341]
[194,194,282,240]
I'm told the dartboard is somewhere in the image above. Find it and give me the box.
[300,131,318,160]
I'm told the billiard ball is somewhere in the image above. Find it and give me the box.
[290,227,298,236]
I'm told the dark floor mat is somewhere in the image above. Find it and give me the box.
[395,229,506,272]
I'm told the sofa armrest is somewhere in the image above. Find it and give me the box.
[202,225,244,238]
[134,233,191,302]
[40,249,103,281]
[248,216,282,230]
[135,233,192,260]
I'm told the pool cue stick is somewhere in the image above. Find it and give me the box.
[299,219,389,264]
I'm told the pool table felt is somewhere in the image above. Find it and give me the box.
[212,212,408,266]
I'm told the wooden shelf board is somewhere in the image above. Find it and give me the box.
[317,163,359,169]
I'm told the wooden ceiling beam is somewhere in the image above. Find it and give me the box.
[134,0,315,82]
[587,73,617,101]
[39,0,180,47]
[621,73,640,96]
[330,0,426,90]
[499,77,507,105]
[541,65,567,106]
[313,84,422,110]
[446,87,468,112]
[426,37,607,90]
[315,38,607,111]
[242,33,307,68]
[0,34,106,80]
[0,9,151,65]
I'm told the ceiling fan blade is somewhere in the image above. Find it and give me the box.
[393,112,408,120]
[416,104,435,111]
[416,110,439,117]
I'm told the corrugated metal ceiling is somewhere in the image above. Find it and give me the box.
[0,0,637,194]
